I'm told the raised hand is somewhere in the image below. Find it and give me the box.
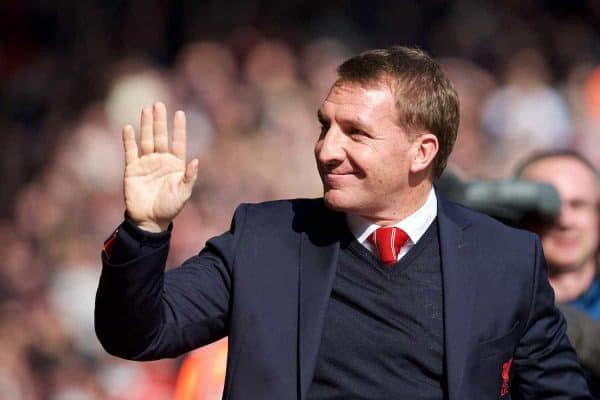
[122,102,199,233]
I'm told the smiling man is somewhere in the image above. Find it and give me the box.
[516,150,600,395]
[315,81,437,223]
[517,151,600,312]
[95,47,591,399]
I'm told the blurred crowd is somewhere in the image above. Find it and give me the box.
[2,1,600,399]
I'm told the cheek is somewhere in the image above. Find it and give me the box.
[314,143,324,168]
[579,214,599,235]
[583,220,599,246]
[314,141,321,157]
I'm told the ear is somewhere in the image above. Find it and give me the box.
[410,133,439,174]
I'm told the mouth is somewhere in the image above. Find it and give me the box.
[326,171,354,176]
[322,172,355,187]
[549,232,580,247]
[554,237,579,247]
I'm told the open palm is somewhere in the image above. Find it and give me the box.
[122,102,198,232]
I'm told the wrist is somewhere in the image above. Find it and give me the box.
[121,214,173,242]
[124,210,172,233]
[136,220,170,233]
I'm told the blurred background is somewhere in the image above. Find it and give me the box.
[2,0,600,399]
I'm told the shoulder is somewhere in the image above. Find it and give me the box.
[440,197,540,252]
[233,198,340,234]
[237,198,328,220]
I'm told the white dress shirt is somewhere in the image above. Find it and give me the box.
[346,188,438,261]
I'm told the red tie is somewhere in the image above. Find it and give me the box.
[368,227,409,266]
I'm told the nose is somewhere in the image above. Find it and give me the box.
[557,201,576,229]
[316,127,346,167]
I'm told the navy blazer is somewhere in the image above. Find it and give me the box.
[95,196,591,399]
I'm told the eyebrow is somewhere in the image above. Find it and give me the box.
[317,110,370,132]
[346,116,369,131]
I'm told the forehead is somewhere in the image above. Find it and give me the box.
[319,81,397,124]
[522,156,599,200]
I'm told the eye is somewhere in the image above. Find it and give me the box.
[569,199,596,212]
[348,127,367,138]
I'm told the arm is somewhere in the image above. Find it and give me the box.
[95,102,229,360]
[95,208,244,360]
[511,236,591,399]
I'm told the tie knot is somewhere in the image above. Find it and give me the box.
[368,227,409,266]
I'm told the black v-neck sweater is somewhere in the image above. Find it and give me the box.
[307,219,446,400]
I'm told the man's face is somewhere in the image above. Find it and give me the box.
[315,80,418,220]
[521,156,599,272]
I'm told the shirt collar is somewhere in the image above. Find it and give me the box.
[346,187,438,246]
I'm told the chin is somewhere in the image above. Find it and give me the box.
[323,191,352,212]
[323,195,346,212]
[322,190,365,215]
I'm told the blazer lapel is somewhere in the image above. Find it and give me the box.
[295,197,478,400]
[297,206,342,400]
[438,198,476,400]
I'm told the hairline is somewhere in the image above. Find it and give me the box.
[333,75,423,141]
[516,150,600,199]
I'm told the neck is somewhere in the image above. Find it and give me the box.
[361,182,433,226]
[548,258,597,303]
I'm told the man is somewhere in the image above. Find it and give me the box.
[516,150,600,392]
[516,151,600,318]
[95,47,590,399]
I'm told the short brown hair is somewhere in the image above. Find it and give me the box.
[337,46,459,178]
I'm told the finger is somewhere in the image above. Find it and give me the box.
[122,125,138,165]
[171,110,186,161]
[153,102,168,153]
[180,158,199,200]
[183,158,199,185]
[140,106,154,155]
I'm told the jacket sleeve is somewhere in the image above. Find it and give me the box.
[95,205,247,361]
[511,236,591,399]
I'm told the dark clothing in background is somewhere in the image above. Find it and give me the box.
[560,304,600,398]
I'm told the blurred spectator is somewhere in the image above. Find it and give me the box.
[300,37,352,105]
[441,57,497,178]
[482,47,572,177]
[516,150,600,394]
[173,339,228,400]
[570,65,600,167]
